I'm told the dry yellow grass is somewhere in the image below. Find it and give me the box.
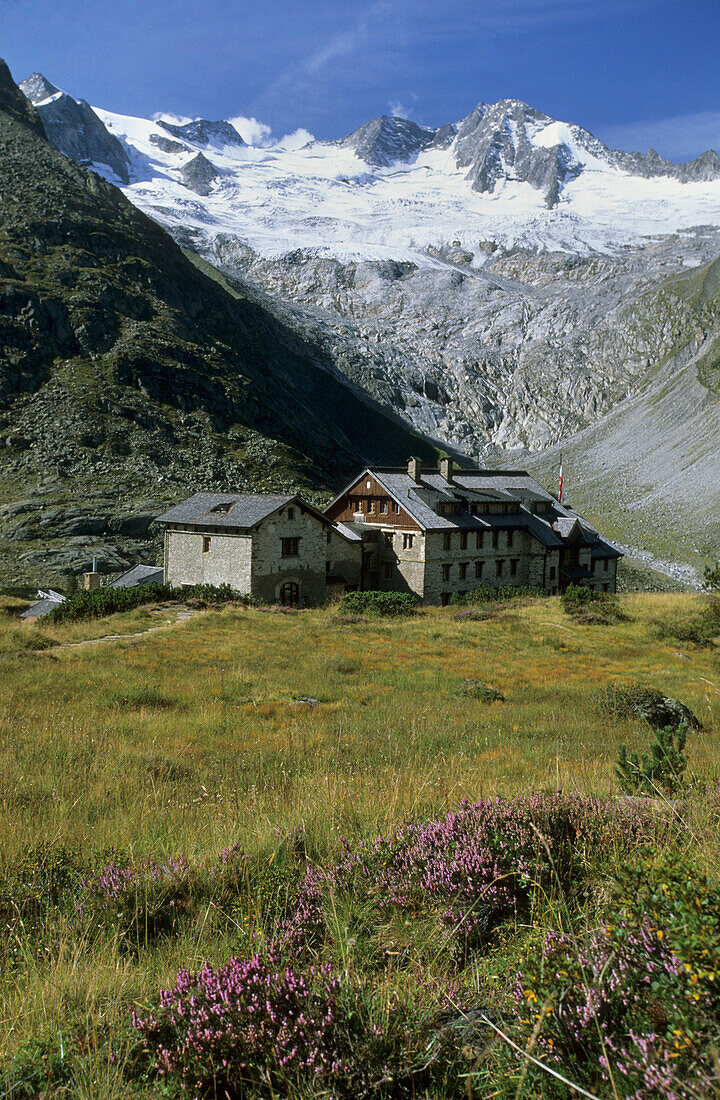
[0,593,717,863]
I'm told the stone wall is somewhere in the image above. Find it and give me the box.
[378,527,427,597]
[250,504,328,607]
[164,527,252,590]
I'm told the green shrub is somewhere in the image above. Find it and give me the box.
[338,590,418,617]
[562,582,624,623]
[655,597,720,648]
[47,582,247,623]
[703,560,720,590]
[514,859,720,1099]
[452,584,542,606]
[615,724,689,796]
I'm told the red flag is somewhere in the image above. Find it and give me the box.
[558,461,564,503]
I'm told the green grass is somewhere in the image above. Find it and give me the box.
[0,593,719,1097]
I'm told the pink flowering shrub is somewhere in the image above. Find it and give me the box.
[514,860,720,1098]
[279,792,654,955]
[132,949,386,1098]
[80,844,303,950]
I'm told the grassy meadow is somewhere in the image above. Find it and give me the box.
[1,592,719,1097]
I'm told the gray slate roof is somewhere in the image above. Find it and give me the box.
[156,493,296,529]
[110,564,165,588]
[329,466,618,558]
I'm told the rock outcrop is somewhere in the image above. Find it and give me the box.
[19,71,130,183]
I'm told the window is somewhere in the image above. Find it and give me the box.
[492,531,499,549]
[202,536,211,554]
[495,559,504,578]
[327,530,332,544]
[384,531,394,546]
[460,532,468,550]
[380,499,388,514]
[510,559,518,577]
[443,532,452,551]
[282,537,299,557]
[507,530,514,548]
[366,480,372,489]
[402,533,414,549]
[442,564,451,582]
[603,583,609,592]
[383,561,392,579]
[368,499,375,513]
[475,561,483,579]
[326,560,331,573]
[459,562,468,579]
[476,531,484,550]
[393,501,400,514]
[287,507,295,520]
[549,566,556,580]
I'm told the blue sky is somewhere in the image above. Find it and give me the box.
[2,0,720,160]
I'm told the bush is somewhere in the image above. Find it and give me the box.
[704,560,720,590]
[338,590,418,617]
[278,792,653,958]
[133,950,381,1098]
[655,596,720,648]
[47,582,246,623]
[561,582,623,623]
[615,724,689,796]
[452,584,542,606]
[514,860,720,1099]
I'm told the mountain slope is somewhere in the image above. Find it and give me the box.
[0,59,438,585]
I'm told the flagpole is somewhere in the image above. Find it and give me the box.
[558,452,564,504]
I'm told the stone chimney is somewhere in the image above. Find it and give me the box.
[83,556,101,590]
[440,457,454,482]
[407,456,422,482]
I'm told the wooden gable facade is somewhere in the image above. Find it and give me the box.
[325,473,420,529]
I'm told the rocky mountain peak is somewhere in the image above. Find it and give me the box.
[18,70,131,184]
[179,151,219,195]
[157,118,245,148]
[338,114,436,166]
[18,71,61,105]
[0,60,46,138]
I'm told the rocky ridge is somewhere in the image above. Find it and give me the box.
[19,71,130,183]
[0,59,438,585]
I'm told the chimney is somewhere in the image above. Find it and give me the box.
[83,557,101,590]
[440,457,454,482]
[407,456,422,482]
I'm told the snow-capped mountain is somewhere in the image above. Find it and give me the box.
[19,75,720,261]
[15,74,720,572]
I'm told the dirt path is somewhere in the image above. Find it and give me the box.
[48,607,197,651]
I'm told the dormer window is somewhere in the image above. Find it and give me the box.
[207,501,233,516]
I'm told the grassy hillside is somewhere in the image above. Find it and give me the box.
[1,593,719,1096]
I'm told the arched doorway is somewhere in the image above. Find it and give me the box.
[279,581,299,607]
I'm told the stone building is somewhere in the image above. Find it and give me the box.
[155,461,620,607]
[324,458,621,604]
[156,493,362,608]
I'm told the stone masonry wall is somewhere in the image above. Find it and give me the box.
[250,504,328,607]
[164,527,252,590]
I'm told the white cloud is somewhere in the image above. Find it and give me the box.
[228,114,273,147]
[389,100,409,119]
[601,110,720,163]
[275,127,315,151]
[152,111,193,126]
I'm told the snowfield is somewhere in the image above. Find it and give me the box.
[94,105,720,263]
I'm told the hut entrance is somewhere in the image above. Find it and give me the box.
[280,581,299,608]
